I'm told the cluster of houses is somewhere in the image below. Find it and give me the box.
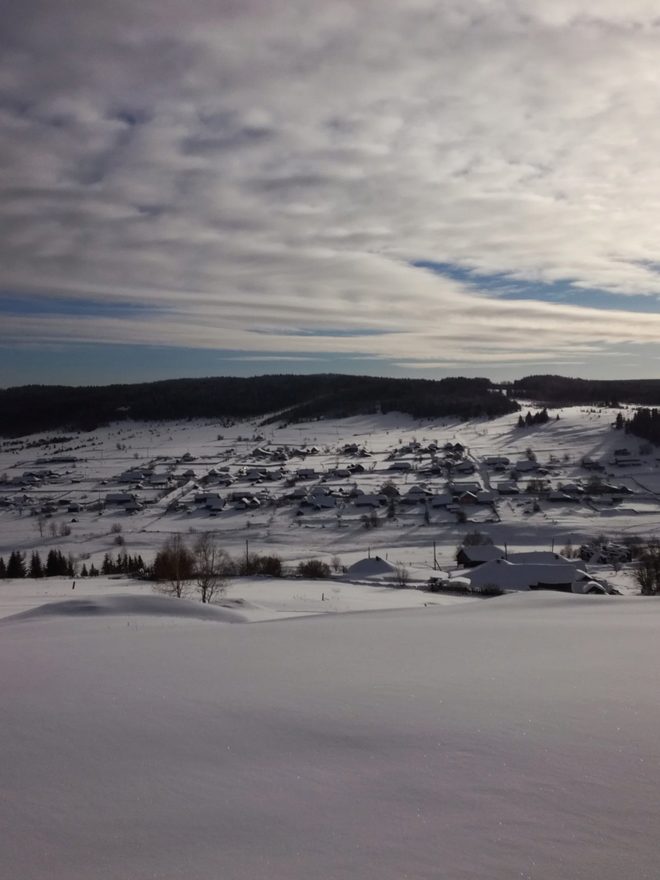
[0,432,652,523]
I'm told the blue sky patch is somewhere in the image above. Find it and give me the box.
[413,261,660,313]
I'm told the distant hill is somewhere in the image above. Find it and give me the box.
[0,374,518,437]
[512,375,660,406]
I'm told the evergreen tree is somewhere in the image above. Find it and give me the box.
[89,564,99,577]
[46,549,59,577]
[7,551,26,578]
[80,563,88,578]
[29,551,44,578]
[0,557,6,578]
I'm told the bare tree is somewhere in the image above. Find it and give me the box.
[194,532,229,603]
[394,563,410,588]
[634,548,660,595]
[153,533,194,598]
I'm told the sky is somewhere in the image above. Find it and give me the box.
[3,0,660,386]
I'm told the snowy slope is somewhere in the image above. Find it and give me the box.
[2,592,659,880]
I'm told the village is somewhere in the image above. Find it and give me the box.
[0,403,657,596]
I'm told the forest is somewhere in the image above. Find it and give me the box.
[0,374,518,437]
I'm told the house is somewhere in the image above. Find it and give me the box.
[402,486,430,504]
[346,556,396,578]
[476,490,497,504]
[456,545,505,567]
[448,481,482,496]
[234,496,261,510]
[354,493,386,508]
[484,455,510,468]
[505,551,583,571]
[452,558,597,593]
[245,467,268,481]
[548,490,574,502]
[429,492,452,507]
[117,469,146,483]
[494,480,519,495]
[308,493,337,510]
[513,460,538,474]
[104,492,136,505]
[388,461,413,472]
[206,497,226,512]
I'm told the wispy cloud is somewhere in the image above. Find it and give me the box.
[3,1,660,378]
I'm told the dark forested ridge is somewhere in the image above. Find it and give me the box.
[512,375,660,406]
[0,374,518,437]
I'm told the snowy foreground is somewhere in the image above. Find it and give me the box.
[2,584,660,879]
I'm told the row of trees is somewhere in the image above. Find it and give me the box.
[152,534,335,603]
[0,549,78,579]
[512,375,660,406]
[516,409,550,428]
[619,408,660,446]
[0,548,146,579]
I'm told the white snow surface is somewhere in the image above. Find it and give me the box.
[2,589,660,880]
[2,406,660,877]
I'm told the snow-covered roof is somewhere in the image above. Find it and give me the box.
[457,545,504,564]
[455,558,589,590]
[346,556,396,577]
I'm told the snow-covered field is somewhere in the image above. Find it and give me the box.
[2,405,660,878]
[2,587,660,879]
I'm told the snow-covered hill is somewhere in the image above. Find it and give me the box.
[2,590,659,879]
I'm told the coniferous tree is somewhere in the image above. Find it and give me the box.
[46,549,59,577]
[7,551,26,578]
[29,551,44,578]
[0,557,6,578]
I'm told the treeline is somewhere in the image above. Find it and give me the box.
[621,408,660,446]
[0,374,518,437]
[516,408,550,427]
[512,375,660,406]
[0,549,146,579]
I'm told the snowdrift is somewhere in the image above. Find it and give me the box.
[1,594,247,625]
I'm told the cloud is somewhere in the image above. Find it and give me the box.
[2,0,660,375]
